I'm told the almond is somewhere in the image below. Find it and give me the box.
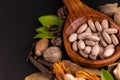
[87,19,96,32]
[35,38,49,56]
[101,19,109,29]
[78,32,92,40]
[72,41,78,52]
[95,21,103,32]
[111,34,119,45]
[102,31,112,44]
[78,40,85,50]
[68,33,78,43]
[104,28,118,34]
[77,23,88,34]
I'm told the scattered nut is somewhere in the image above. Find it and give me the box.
[43,46,62,63]
[113,63,120,80]
[35,38,49,56]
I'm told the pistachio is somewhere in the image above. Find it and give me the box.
[35,38,49,56]
[68,33,78,43]
[101,19,109,29]
[113,63,120,80]
[64,73,75,80]
[77,23,88,34]
[87,19,96,32]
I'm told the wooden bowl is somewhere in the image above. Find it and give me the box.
[63,0,120,68]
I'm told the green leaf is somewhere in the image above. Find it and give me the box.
[33,33,57,39]
[101,69,114,80]
[36,27,51,34]
[38,15,61,27]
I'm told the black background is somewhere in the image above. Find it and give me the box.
[0,0,120,80]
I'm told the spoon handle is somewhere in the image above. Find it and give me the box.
[63,0,95,19]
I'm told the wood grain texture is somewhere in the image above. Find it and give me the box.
[63,0,120,68]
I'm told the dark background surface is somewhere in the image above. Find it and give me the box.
[0,0,119,80]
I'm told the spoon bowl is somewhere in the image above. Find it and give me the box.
[63,0,120,68]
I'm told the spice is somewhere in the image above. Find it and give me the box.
[28,56,53,79]
[57,7,68,20]
[43,46,62,63]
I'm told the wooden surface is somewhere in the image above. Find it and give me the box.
[63,0,120,68]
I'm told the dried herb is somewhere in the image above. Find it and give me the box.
[101,69,114,80]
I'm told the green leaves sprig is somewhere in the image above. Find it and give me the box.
[34,15,62,39]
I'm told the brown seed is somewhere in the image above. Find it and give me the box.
[103,48,115,58]
[99,34,108,47]
[85,27,92,33]
[77,23,88,34]
[78,33,92,40]
[111,34,119,45]
[68,33,78,43]
[101,19,109,29]
[102,31,112,44]
[78,40,85,50]
[85,40,96,46]
[72,41,78,52]
[86,35,100,41]
[79,50,89,58]
[84,46,91,54]
[87,19,96,32]
[104,28,118,34]
[91,44,100,56]
[95,21,103,32]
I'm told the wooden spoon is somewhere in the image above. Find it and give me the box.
[63,0,120,68]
